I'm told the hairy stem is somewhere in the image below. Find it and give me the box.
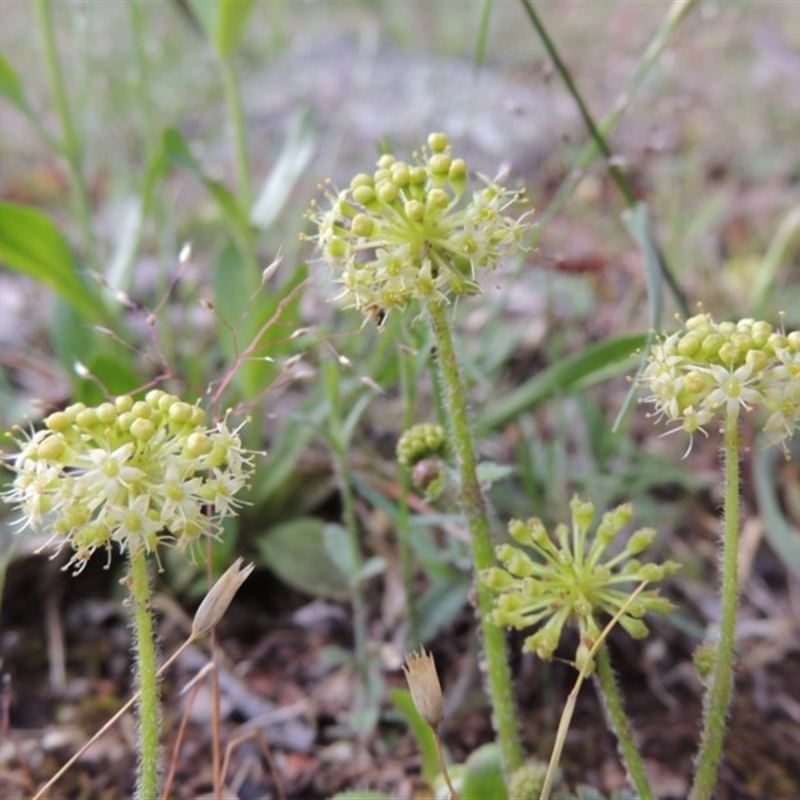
[426,300,524,776]
[595,644,654,800]
[129,547,160,799]
[691,415,740,797]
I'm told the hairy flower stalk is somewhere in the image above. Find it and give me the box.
[3,390,254,799]
[640,312,800,797]
[309,132,531,778]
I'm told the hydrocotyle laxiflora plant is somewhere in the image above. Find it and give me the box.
[3,390,254,798]
[640,312,800,797]
[307,132,533,778]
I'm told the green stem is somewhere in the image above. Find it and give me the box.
[322,361,374,729]
[426,300,524,776]
[398,346,421,647]
[34,0,98,269]
[219,54,252,210]
[691,414,740,797]
[517,0,693,318]
[595,644,654,800]
[129,547,160,799]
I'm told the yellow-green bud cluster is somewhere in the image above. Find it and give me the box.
[396,423,447,468]
[482,496,678,672]
[641,312,800,448]
[3,390,254,573]
[306,132,532,322]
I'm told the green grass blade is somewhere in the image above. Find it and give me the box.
[476,333,646,434]
[473,0,493,72]
[250,110,317,230]
[0,202,103,322]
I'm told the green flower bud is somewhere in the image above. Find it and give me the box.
[169,402,194,424]
[351,213,375,237]
[627,527,656,555]
[45,411,70,433]
[130,418,156,441]
[693,641,716,681]
[186,432,213,457]
[390,162,410,186]
[352,184,375,206]
[429,153,452,175]
[570,495,594,533]
[427,132,449,153]
[448,158,467,181]
[426,188,449,210]
[409,166,427,184]
[75,408,99,429]
[115,395,134,413]
[38,433,66,461]
[377,181,399,204]
[350,172,373,189]
[618,615,648,639]
[404,199,425,222]
[132,401,152,419]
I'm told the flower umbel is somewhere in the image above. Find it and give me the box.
[3,390,255,572]
[641,312,800,449]
[482,496,678,672]
[305,132,532,321]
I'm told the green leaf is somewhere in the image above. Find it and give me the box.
[455,742,508,800]
[323,523,357,580]
[256,517,351,600]
[0,203,104,322]
[389,689,440,783]
[0,53,27,112]
[477,333,646,434]
[250,110,317,230]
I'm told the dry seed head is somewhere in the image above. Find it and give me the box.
[192,558,255,637]
[402,648,443,729]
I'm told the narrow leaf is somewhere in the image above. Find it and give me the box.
[0,53,27,111]
[215,0,256,58]
[476,333,646,434]
[0,202,103,322]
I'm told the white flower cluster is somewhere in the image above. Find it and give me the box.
[641,313,800,450]
[306,132,532,322]
[3,390,254,572]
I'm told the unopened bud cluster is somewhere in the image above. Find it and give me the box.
[306,132,532,321]
[482,496,678,672]
[396,423,447,468]
[3,390,254,573]
[641,312,800,448]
